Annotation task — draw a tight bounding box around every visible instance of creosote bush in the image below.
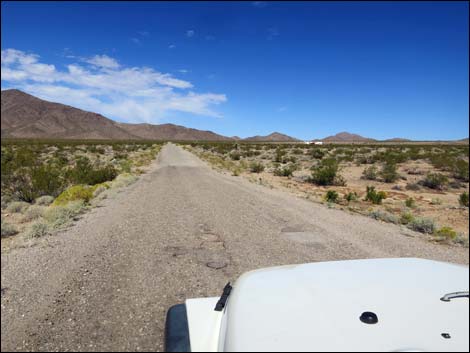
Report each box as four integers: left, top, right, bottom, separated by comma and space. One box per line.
35, 195, 54, 206
459, 192, 469, 207
273, 164, 296, 177
435, 226, 457, 240
405, 197, 416, 208
380, 162, 399, 183
25, 220, 50, 238
249, 162, 265, 173
325, 190, 339, 203
422, 173, 448, 190
362, 165, 378, 180
309, 159, 345, 186
364, 186, 387, 205
344, 192, 358, 202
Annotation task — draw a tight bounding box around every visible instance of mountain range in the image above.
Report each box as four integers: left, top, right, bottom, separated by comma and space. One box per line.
1, 89, 467, 143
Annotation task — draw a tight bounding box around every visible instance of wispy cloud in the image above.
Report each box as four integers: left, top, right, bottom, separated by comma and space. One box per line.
205, 35, 215, 41
278, 106, 288, 112
178, 69, 190, 74
252, 1, 268, 8
186, 30, 195, 38
137, 31, 149, 37
168, 44, 176, 49
131, 37, 141, 45
1, 48, 227, 122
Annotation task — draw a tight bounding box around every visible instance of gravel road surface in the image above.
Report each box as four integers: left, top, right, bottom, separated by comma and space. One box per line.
1, 143, 468, 351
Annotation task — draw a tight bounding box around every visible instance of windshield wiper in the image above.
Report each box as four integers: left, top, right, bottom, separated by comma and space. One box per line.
440, 291, 469, 302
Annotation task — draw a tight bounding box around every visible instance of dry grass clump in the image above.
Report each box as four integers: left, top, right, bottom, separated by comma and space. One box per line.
34, 195, 54, 206
22, 205, 46, 222
43, 200, 87, 229
25, 220, 50, 238
6, 201, 30, 213
1, 220, 18, 237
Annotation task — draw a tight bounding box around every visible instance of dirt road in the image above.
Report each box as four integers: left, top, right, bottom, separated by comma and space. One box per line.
1, 143, 468, 351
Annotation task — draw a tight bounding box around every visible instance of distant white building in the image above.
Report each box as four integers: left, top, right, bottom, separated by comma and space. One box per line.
313, 141, 323, 145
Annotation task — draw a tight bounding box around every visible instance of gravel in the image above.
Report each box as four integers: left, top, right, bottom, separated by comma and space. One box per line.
1, 143, 468, 351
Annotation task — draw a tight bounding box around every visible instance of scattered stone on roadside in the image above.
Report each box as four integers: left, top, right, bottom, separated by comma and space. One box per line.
206, 261, 228, 269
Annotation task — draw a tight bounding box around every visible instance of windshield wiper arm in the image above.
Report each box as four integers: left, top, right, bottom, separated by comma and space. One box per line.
440, 291, 469, 302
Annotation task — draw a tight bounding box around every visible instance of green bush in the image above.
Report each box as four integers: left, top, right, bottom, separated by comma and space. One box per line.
273, 164, 296, 177
435, 226, 457, 240
229, 151, 241, 161
422, 173, 448, 190
431, 198, 442, 205
309, 159, 345, 186
380, 162, 399, 183
249, 162, 265, 173
67, 157, 117, 185
310, 149, 325, 159
400, 211, 415, 225
459, 192, 469, 207
325, 190, 339, 203
1, 220, 18, 237
405, 197, 416, 208
453, 160, 469, 181
362, 166, 378, 180
53, 185, 94, 206
364, 186, 387, 205
344, 192, 358, 202
6, 201, 30, 213
407, 217, 436, 234
406, 183, 421, 191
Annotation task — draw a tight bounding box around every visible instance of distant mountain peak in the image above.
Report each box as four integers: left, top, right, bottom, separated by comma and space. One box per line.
244, 132, 299, 142
321, 132, 376, 142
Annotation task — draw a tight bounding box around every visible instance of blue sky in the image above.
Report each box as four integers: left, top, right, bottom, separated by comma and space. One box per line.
1, 1, 468, 140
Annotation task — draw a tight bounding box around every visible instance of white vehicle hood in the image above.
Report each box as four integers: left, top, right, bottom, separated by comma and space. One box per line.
220, 258, 469, 352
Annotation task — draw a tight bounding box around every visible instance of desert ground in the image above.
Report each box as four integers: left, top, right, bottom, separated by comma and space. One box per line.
1, 143, 468, 351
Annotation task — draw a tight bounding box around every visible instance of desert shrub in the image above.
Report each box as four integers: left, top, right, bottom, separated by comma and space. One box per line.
431, 198, 442, 205
435, 226, 457, 240
119, 160, 132, 173
25, 220, 50, 238
405, 197, 416, 208
362, 166, 378, 180
1, 220, 18, 237
229, 151, 241, 161
35, 195, 54, 206
325, 190, 339, 203
249, 162, 265, 173
67, 157, 117, 185
273, 164, 296, 177
380, 162, 399, 183
400, 211, 415, 225
274, 149, 287, 163
364, 186, 387, 205
44, 200, 86, 229
448, 181, 463, 189
309, 159, 345, 186
422, 173, 448, 190
406, 183, 421, 191
310, 149, 325, 159
6, 201, 30, 213
369, 210, 399, 224
459, 192, 469, 207
407, 217, 436, 234
23, 205, 46, 222
344, 191, 358, 202
53, 185, 94, 206
453, 160, 469, 181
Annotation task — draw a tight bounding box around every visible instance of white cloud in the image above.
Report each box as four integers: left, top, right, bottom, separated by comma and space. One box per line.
131, 37, 141, 45
169, 44, 176, 49
186, 30, 195, 38
138, 31, 149, 37
1, 48, 227, 123
85, 55, 120, 69
178, 69, 190, 74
